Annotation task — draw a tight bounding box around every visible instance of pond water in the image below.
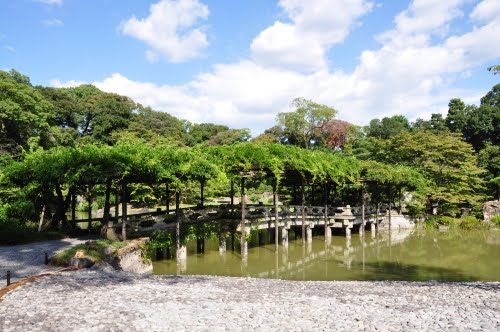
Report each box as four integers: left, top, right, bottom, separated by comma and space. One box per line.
153, 228, 500, 281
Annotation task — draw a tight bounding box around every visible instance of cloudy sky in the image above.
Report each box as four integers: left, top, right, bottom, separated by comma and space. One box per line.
1, 0, 499, 135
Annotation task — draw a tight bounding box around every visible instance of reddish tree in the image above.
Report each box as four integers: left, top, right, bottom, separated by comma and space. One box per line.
322, 119, 353, 149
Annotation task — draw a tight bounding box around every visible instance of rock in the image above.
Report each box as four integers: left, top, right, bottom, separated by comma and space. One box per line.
114, 238, 153, 274
483, 200, 500, 222
70, 257, 94, 268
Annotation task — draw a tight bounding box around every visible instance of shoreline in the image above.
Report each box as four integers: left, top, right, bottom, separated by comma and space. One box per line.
1, 269, 499, 331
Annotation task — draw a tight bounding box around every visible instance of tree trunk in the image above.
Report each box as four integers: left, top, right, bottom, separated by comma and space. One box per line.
166, 183, 170, 214
240, 178, 246, 257
324, 184, 328, 241
175, 191, 180, 250
38, 205, 45, 233
101, 179, 112, 237
301, 181, 306, 246
273, 179, 279, 252
200, 178, 205, 208
121, 183, 127, 241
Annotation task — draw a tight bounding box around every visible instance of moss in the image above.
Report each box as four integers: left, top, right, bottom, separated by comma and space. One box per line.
50, 240, 128, 266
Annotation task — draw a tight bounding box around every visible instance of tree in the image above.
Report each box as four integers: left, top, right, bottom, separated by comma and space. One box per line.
208, 128, 251, 145
276, 97, 337, 149
321, 119, 354, 149
183, 123, 230, 146
412, 114, 448, 134
478, 143, 500, 200
445, 98, 467, 133
366, 115, 410, 139
0, 70, 54, 154
380, 131, 485, 213
487, 65, 500, 75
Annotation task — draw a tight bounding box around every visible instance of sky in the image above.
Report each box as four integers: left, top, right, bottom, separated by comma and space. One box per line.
1, 0, 499, 135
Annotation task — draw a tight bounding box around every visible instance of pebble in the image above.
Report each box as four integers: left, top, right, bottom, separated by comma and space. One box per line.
0, 270, 499, 331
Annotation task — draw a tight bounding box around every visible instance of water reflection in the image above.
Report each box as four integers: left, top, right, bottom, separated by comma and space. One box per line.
153, 228, 500, 281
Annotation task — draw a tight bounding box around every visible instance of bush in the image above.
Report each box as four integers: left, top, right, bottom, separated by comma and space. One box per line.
457, 216, 482, 230
491, 215, 500, 227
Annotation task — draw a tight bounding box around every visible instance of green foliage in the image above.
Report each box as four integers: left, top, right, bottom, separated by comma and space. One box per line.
491, 215, 500, 226
149, 230, 173, 250
366, 115, 410, 139
276, 97, 337, 149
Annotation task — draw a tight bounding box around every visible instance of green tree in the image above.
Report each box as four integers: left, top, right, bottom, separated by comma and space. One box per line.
381, 131, 485, 213
366, 115, 410, 139
445, 98, 467, 133
276, 97, 337, 149
0, 70, 54, 154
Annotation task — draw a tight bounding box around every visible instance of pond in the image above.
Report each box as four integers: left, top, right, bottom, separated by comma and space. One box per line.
153, 227, 500, 281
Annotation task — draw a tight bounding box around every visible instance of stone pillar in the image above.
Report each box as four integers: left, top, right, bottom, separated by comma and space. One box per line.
177, 248, 187, 274
241, 236, 248, 258
219, 231, 226, 255
306, 226, 313, 243
281, 227, 289, 247
177, 245, 187, 261
345, 225, 351, 238
325, 226, 332, 240
371, 222, 376, 238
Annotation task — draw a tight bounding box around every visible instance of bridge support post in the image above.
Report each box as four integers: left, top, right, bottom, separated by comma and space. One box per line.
370, 222, 376, 237
219, 233, 226, 254
325, 226, 332, 242
306, 226, 313, 243
281, 227, 289, 247
345, 225, 351, 238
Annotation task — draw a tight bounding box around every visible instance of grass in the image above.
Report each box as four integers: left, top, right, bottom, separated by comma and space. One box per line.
50, 239, 129, 266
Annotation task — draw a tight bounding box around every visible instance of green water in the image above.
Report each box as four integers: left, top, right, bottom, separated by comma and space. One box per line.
153, 228, 500, 281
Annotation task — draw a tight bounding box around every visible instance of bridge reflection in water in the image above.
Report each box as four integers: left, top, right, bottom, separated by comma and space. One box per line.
153, 228, 500, 282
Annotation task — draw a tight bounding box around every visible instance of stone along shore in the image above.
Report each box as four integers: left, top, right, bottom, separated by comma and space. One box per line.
0, 270, 499, 331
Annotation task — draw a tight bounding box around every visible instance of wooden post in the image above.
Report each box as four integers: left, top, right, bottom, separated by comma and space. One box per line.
121, 184, 127, 241
200, 178, 205, 208
114, 189, 119, 223
273, 179, 279, 252
388, 184, 392, 230
301, 181, 306, 246
324, 184, 329, 241
176, 191, 180, 250
240, 177, 247, 257
6, 270, 10, 286
166, 183, 170, 214
87, 187, 92, 233
230, 180, 234, 205
361, 183, 365, 237
398, 186, 402, 214
71, 190, 76, 227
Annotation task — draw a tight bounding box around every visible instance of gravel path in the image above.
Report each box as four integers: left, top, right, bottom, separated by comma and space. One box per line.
1, 270, 499, 331
0, 237, 91, 283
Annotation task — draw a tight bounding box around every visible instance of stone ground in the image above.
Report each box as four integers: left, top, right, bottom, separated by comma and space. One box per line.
1, 269, 499, 331
0, 237, 91, 283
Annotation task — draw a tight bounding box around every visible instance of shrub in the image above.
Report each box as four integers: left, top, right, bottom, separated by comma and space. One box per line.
491, 215, 500, 227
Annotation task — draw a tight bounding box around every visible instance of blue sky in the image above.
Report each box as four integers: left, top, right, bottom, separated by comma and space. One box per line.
1, 0, 499, 135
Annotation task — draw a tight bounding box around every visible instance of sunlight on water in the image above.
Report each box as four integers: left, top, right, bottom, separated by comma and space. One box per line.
153, 228, 500, 281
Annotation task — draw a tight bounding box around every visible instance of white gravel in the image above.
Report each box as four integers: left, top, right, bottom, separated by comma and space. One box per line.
1, 269, 499, 331
0, 237, 91, 283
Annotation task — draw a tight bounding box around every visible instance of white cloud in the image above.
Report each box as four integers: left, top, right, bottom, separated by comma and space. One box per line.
4, 45, 15, 52
49, 79, 87, 88
251, 0, 373, 71
53, 1, 500, 135
120, 0, 210, 63
470, 0, 500, 22
42, 19, 63, 27
36, 0, 63, 5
